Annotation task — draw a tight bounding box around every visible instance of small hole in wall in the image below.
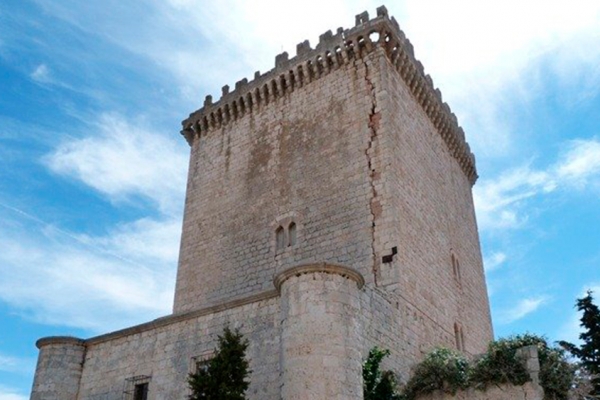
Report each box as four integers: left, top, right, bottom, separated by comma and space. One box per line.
369, 32, 380, 43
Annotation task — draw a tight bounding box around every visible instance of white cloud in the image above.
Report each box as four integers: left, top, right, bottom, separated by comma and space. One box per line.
0, 385, 26, 400
498, 296, 548, 325
556, 139, 600, 188
0, 209, 179, 332
484, 252, 507, 273
31, 1, 599, 133
0, 354, 31, 374
399, 0, 600, 157
475, 137, 600, 230
45, 113, 187, 216
0, 112, 187, 333
474, 165, 555, 230
30, 64, 51, 83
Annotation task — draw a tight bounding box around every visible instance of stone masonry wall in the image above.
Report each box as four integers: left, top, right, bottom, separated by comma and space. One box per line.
336, 44, 493, 380
174, 8, 492, 361
370, 46, 493, 356
278, 266, 364, 399
75, 296, 280, 400
31, 337, 86, 400
174, 47, 377, 313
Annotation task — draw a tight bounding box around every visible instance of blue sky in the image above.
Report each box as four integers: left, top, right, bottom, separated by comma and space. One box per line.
1, 0, 599, 398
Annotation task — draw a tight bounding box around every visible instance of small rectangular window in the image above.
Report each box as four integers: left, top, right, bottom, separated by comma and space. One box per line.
123, 375, 151, 400
134, 383, 148, 400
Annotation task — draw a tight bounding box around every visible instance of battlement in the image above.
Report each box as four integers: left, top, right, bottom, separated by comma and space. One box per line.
181, 5, 477, 184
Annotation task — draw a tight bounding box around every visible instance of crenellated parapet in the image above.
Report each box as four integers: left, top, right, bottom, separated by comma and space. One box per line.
181, 6, 478, 184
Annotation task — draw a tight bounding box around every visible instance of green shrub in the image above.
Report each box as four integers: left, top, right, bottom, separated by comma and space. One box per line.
400, 335, 573, 400
469, 334, 573, 400
402, 348, 470, 400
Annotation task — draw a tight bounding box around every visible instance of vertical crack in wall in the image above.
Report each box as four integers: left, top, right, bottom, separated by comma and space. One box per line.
362, 58, 381, 286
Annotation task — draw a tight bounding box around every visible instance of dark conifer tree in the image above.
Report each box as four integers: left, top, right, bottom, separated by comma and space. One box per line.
188, 327, 250, 400
559, 291, 600, 396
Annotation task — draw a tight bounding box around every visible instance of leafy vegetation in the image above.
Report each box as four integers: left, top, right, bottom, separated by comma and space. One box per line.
188, 327, 250, 400
363, 347, 402, 400
374, 334, 574, 400
470, 334, 572, 400
402, 348, 470, 400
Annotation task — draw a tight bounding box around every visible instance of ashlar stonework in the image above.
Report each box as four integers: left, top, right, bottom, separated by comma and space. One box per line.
30, 6, 494, 400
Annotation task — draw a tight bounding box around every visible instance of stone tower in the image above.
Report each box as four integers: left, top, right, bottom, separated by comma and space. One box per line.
31, 6, 492, 400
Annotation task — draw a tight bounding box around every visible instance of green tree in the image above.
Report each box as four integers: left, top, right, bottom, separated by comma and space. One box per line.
363, 347, 402, 400
559, 291, 600, 396
188, 327, 250, 400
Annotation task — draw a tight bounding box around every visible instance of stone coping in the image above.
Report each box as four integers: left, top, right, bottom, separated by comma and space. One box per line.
77, 290, 278, 346
273, 263, 365, 292
181, 5, 477, 184
36, 336, 86, 349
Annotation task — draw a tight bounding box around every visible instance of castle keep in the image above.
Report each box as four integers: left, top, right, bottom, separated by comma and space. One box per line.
31, 6, 493, 399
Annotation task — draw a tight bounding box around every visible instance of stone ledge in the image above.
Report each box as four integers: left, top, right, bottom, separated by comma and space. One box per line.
36, 336, 86, 349
273, 263, 365, 292
83, 290, 279, 346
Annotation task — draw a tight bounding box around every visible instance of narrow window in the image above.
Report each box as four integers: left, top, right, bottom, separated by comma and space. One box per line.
454, 323, 465, 352
133, 383, 148, 400
451, 252, 462, 285
288, 222, 297, 246
276, 226, 285, 250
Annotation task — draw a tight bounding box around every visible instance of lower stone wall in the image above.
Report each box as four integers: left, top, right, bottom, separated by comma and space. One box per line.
416, 382, 544, 400
31, 264, 497, 400
77, 293, 281, 400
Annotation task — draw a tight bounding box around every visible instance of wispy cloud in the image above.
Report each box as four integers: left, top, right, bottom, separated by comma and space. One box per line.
0, 112, 187, 333
400, 0, 600, 158
22, 1, 600, 162
0, 208, 179, 332
475, 137, 600, 230
0, 354, 32, 374
0, 385, 27, 400
556, 139, 600, 188
484, 252, 507, 273
45, 113, 188, 216
498, 296, 549, 325
30, 64, 51, 83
